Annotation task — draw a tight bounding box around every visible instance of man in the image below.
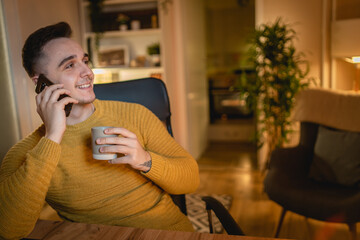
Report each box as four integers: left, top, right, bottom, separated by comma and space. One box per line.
0, 22, 199, 239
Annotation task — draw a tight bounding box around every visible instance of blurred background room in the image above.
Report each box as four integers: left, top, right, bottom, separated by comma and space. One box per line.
1, 0, 360, 239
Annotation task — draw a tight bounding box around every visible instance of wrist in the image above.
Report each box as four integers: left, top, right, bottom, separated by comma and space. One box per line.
140, 152, 152, 173
45, 132, 63, 144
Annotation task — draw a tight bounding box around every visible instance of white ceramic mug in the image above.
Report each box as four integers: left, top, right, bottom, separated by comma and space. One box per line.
91, 126, 118, 160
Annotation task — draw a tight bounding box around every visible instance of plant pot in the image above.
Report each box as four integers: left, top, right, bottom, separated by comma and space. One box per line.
119, 24, 128, 31
149, 54, 160, 67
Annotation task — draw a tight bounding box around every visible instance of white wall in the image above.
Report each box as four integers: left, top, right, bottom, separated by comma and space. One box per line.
17, 0, 82, 43
332, 19, 360, 57
180, 0, 208, 159
334, 58, 356, 90
256, 0, 323, 84
160, 0, 208, 159
331, 18, 360, 90
0, 1, 21, 160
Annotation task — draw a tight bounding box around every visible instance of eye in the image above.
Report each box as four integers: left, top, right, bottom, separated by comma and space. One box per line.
84, 58, 93, 68
65, 63, 74, 69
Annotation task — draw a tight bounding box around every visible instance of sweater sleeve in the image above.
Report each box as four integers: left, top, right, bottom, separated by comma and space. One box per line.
0, 135, 61, 240
138, 105, 200, 195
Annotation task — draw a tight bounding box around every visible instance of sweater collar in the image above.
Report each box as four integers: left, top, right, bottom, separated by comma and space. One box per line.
65, 99, 101, 132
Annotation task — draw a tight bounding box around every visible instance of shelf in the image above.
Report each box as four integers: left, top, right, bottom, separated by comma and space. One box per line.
82, 0, 157, 7
93, 66, 163, 72
105, 0, 157, 4
85, 28, 160, 38
93, 66, 164, 84
80, 0, 164, 83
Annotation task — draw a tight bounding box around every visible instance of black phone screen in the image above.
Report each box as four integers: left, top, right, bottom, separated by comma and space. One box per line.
35, 74, 73, 117
35, 74, 53, 94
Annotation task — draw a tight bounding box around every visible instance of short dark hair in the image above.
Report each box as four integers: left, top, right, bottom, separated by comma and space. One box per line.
22, 22, 72, 77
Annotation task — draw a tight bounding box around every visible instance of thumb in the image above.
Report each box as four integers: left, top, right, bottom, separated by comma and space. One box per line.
108, 155, 128, 164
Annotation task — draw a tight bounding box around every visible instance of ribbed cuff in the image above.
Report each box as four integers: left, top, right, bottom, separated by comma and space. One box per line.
141, 152, 166, 181
30, 137, 61, 167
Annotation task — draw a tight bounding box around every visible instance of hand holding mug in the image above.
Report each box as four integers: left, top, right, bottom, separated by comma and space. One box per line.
94, 127, 151, 172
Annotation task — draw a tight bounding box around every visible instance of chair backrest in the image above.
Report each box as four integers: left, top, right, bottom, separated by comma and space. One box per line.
293, 88, 360, 161
292, 87, 360, 133
93, 78, 173, 136
93, 77, 186, 215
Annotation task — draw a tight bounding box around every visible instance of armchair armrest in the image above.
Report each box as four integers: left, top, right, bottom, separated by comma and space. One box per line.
201, 196, 245, 235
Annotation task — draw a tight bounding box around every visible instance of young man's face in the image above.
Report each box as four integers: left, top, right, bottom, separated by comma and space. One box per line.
38, 37, 95, 104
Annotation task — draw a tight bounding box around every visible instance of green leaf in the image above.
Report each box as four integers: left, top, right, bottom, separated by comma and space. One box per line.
240, 17, 313, 150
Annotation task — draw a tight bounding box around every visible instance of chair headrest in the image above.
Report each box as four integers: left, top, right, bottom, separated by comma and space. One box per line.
94, 78, 171, 121
291, 87, 360, 132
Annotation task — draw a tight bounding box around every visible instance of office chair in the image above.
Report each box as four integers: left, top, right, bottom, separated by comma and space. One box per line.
264, 88, 360, 240
94, 78, 245, 235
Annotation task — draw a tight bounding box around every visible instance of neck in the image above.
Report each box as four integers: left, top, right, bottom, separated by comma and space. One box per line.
66, 102, 95, 125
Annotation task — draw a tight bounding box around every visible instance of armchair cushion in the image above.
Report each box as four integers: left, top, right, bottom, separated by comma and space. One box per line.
309, 126, 360, 187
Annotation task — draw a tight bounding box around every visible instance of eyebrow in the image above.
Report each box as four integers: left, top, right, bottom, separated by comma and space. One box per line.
58, 53, 89, 68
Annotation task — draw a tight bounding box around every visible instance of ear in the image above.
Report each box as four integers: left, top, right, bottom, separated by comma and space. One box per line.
32, 75, 39, 85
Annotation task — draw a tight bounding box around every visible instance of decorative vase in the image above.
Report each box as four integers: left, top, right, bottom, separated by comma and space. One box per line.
131, 20, 140, 30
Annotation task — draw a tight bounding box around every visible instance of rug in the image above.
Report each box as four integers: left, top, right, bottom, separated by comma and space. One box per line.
186, 194, 232, 233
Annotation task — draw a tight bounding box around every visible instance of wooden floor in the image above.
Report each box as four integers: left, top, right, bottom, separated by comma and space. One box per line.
195, 141, 359, 240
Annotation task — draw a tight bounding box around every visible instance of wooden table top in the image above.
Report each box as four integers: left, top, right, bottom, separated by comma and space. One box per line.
24, 220, 294, 240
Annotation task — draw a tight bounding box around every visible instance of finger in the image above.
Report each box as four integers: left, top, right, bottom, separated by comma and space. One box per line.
104, 127, 137, 138
40, 90, 74, 112
108, 155, 131, 165
40, 83, 65, 95
96, 136, 134, 146
51, 98, 78, 114
49, 89, 72, 103
35, 93, 42, 107
100, 145, 130, 155
57, 95, 79, 106
45, 83, 66, 92
40, 84, 65, 103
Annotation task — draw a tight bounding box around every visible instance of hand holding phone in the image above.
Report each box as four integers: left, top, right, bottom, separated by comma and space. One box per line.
35, 74, 73, 117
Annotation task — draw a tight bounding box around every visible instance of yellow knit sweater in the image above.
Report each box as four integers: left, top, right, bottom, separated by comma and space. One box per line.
0, 99, 199, 239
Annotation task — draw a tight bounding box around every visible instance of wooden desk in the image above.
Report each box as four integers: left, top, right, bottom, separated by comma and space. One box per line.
24, 220, 294, 240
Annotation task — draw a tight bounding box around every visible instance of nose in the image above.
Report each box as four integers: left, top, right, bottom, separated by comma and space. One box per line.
80, 62, 94, 80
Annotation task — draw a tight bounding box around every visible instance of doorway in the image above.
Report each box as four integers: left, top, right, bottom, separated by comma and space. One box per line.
205, 0, 256, 143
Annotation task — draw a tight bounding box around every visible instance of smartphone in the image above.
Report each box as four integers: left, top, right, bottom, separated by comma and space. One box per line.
35, 74, 73, 117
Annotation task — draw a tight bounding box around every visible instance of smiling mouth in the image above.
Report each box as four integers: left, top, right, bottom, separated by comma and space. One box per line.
77, 83, 91, 89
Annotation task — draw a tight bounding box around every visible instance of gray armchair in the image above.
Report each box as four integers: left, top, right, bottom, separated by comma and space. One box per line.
264, 88, 360, 240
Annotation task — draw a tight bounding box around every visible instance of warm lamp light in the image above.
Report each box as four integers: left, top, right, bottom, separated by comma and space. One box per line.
345, 56, 360, 64
92, 68, 107, 74
344, 56, 360, 91
352, 56, 360, 63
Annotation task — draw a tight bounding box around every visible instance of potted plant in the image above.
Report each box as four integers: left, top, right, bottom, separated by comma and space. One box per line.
147, 43, 161, 66
117, 14, 130, 31
240, 18, 313, 166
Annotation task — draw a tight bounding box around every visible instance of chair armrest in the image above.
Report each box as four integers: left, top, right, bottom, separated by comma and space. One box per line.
269, 145, 313, 174
201, 196, 245, 236
170, 194, 187, 215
